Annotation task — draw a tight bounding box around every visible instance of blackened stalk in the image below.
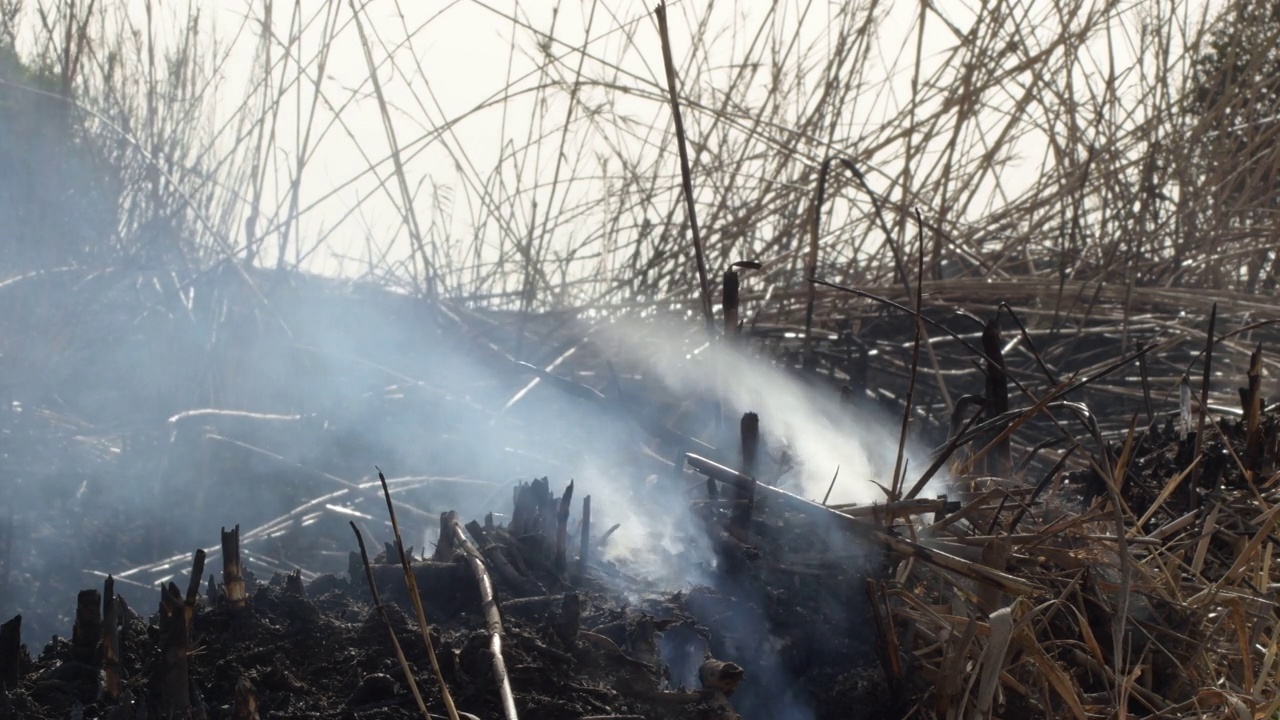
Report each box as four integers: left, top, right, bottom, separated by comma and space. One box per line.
554, 480, 575, 577
157, 583, 189, 717
71, 589, 101, 665
376, 468, 460, 720
687, 454, 1036, 596
1244, 343, 1263, 475
0, 615, 18, 691
1191, 303, 1217, 509
350, 522, 433, 720
185, 548, 205, 630
653, 1, 713, 333
723, 270, 740, 338
731, 413, 759, 536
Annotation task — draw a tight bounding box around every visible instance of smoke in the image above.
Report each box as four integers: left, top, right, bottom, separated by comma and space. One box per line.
598, 317, 943, 506
2, 269, 918, 720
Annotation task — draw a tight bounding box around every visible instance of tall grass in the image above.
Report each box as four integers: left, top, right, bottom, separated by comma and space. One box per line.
0, 0, 1271, 315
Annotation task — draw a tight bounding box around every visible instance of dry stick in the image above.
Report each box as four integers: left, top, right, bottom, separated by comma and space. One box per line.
375, 469, 461, 720
1136, 341, 1155, 426
821, 466, 841, 507
1007, 445, 1079, 533
653, 1, 713, 334
890, 212, 926, 500
575, 495, 591, 586
804, 156, 906, 365
349, 522, 433, 720
804, 157, 839, 366
1191, 303, 1218, 510
997, 302, 1060, 389
908, 408, 986, 501
444, 512, 520, 720
832, 496, 962, 519
685, 454, 1036, 596
981, 318, 1012, 478
1098, 415, 1139, 711
346, 0, 438, 297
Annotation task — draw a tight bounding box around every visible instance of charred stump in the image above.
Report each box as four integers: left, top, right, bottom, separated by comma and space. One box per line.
102, 577, 122, 701
0, 615, 20, 691
70, 589, 101, 666
156, 582, 190, 716
221, 525, 247, 612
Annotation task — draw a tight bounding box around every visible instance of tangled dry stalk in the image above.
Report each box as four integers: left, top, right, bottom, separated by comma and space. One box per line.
3, 0, 1280, 718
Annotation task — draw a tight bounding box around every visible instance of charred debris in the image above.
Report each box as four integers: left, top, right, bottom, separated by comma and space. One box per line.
1, 253, 1280, 720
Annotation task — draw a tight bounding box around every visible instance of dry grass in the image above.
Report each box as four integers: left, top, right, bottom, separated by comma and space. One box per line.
3, 0, 1270, 308
4, 1, 1280, 718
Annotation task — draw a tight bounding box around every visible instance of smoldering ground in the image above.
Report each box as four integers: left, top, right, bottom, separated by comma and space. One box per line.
0, 271, 924, 719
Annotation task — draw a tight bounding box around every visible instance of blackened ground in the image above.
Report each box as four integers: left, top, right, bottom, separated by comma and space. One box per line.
0, 555, 897, 720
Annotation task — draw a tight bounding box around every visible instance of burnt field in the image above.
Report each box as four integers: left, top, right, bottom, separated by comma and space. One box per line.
2, 259, 1279, 720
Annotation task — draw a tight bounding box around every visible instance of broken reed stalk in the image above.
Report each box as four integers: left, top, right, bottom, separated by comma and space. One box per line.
375, 469, 460, 720
185, 548, 205, 629
722, 270, 739, 337
554, 480, 575, 577
444, 511, 520, 720
221, 525, 247, 611
102, 576, 121, 700
349, 522, 433, 720
575, 495, 591, 586
653, 1, 713, 334
685, 454, 1037, 596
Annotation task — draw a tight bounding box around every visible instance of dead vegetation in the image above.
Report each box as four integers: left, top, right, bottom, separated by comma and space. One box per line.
2, 0, 1280, 719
